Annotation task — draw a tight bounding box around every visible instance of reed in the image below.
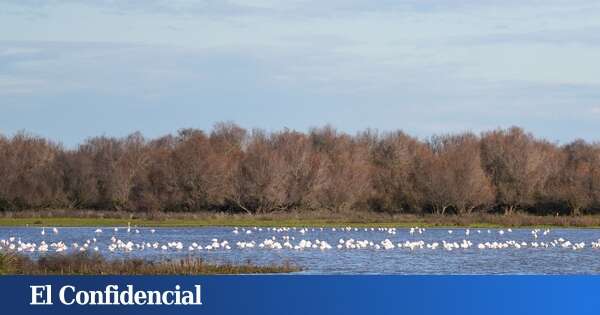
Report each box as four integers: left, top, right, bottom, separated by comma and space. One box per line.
0, 252, 300, 275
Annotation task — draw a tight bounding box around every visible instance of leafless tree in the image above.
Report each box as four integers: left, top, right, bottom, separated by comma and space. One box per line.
480, 127, 554, 214
2, 124, 600, 216
422, 133, 494, 215
370, 131, 426, 213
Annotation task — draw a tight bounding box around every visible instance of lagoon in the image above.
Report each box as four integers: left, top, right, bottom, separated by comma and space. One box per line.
1, 227, 600, 274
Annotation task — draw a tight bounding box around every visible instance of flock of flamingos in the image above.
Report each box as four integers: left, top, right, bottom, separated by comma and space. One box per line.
1, 223, 600, 257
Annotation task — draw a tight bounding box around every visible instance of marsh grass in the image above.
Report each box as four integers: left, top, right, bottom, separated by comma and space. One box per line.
0, 252, 300, 275
2, 209, 600, 228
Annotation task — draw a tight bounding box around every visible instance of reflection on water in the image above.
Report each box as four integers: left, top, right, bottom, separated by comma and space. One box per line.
1, 227, 600, 274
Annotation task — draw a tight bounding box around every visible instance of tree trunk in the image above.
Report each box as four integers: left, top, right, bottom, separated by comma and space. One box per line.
236, 202, 252, 215
464, 206, 476, 215
504, 205, 515, 216
436, 206, 448, 215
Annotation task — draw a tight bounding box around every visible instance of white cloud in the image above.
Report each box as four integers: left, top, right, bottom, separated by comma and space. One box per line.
1, 1, 600, 144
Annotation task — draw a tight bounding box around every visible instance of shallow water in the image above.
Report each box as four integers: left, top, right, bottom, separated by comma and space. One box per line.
2, 227, 600, 274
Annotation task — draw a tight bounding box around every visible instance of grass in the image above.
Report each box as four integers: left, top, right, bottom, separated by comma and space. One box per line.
2, 209, 600, 228
0, 252, 300, 275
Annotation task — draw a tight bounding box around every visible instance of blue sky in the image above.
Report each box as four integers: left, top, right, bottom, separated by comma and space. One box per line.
1, 1, 600, 146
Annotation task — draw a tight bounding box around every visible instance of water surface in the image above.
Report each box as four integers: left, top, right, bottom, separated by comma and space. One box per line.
1, 227, 600, 274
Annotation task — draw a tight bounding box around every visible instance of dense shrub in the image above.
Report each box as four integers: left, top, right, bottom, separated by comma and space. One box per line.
1, 124, 599, 215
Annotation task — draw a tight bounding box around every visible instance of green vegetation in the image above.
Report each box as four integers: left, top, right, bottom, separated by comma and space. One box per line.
3, 210, 600, 228
0, 252, 299, 275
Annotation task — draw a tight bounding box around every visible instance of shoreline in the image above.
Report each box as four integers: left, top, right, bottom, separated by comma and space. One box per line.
2, 214, 600, 229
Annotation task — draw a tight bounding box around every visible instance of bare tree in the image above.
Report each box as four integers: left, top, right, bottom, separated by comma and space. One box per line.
2, 125, 600, 217
422, 133, 494, 215
0, 132, 66, 209
308, 127, 372, 212
547, 140, 600, 215
480, 127, 554, 214
370, 131, 426, 213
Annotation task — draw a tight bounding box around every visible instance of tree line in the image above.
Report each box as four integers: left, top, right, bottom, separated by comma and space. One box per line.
1, 123, 599, 216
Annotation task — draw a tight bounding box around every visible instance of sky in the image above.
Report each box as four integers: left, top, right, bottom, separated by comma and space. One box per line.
1, 0, 600, 146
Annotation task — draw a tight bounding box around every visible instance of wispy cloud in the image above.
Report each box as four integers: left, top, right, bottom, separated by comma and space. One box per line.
0, 1, 600, 144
